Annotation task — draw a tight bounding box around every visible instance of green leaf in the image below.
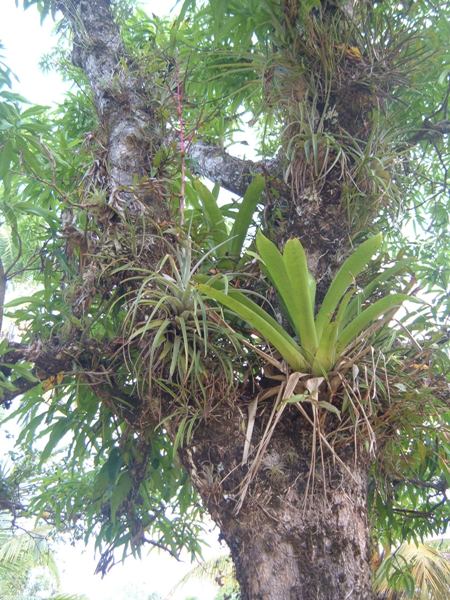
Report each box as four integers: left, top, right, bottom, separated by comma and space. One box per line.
315, 234, 383, 341
0, 378, 17, 392
39, 417, 72, 464
284, 393, 307, 404
0, 139, 14, 180
337, 293, 409, 352
4, 295, 35, 308
255, 231, 303, 339
193, 179, 228, 249
199, 283, 308, 371
283, 237, 318, 358
229, 174, 264, 257
14, 201, 58, 227
345, 259, 412, 325
106, 447, 123, 482
227, 288, 298, 347
318, 400, 341, 417
6, 362, 39, 383
311, 321, 338, 375
334, 289, 355, 334
16, 411, 46, 445
111, 471, 132, 524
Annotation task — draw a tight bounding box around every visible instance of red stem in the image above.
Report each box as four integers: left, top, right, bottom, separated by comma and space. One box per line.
175, 62, 186, 225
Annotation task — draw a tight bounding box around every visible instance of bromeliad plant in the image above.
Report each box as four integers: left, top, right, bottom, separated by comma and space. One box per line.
199, 232, 410, 376
114, 239, 239, 405
187, 175, 265, 262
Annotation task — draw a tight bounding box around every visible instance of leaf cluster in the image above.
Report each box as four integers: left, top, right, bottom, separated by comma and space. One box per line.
201, 232, 410, 376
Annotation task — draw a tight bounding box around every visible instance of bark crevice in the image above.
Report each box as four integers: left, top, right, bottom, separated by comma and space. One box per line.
57, 2, 377, 597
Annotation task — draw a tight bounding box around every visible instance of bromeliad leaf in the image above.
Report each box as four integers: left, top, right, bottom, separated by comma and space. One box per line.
283, 237, 318, 359
193, 179, 228, 249
336, 293, 410, 352
198, 284, 308, 371
315, 234, 383, 341
255, 231, 305, 343
229, 174, 265, 258
192, 175, 264, 260
201, 233, 410, 376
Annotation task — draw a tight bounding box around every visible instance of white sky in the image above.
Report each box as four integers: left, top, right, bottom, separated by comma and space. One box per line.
0, 3, 227, 599
0, 0, 181, 105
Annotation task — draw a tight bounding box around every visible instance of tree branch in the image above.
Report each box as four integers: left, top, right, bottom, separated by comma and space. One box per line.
0, 378, 36, 408
59, 1, 279, 203
57, 0, 168, 217
0, 339, 145, 428
392, 495, 447, 519
408, 119, 450, 146
0, 341, 75, 407
188, 141, 277, 196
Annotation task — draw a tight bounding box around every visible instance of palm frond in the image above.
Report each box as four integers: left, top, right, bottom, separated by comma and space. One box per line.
168, 554, 234, 597
374, 541, 450, 600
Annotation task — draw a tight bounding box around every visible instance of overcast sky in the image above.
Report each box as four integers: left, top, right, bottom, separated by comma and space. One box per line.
0, 1, 180, 105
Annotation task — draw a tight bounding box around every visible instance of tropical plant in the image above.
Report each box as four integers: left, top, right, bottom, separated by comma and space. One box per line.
110, 238, 240, 449
168, 554, 239, 600
0, 520, 89, 600
200, 231, 410, 375
374, 540, 450, 600
188, 174, 265, 262
0, 1, 449, 598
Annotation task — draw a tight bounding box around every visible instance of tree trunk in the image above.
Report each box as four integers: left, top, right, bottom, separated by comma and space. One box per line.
58, 2, 376, 597
223, 463, 372, 599
181, 400, 374, 600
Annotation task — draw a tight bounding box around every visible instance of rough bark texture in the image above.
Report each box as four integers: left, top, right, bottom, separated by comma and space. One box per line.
188, 141, 275, 197
52, 2, 376, 597
225, 467, 372, 600
59, 0, 168, 218
182, 398, 374, 600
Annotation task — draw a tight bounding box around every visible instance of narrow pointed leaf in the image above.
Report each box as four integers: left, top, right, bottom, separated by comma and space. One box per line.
227, 289, 301, 348
345, 259, 412, 325
199, 284, 308, 371
312, 321, 338, 375
196, 274, 301, 349
283, 237, 318, 357
308, 271, 316, 308
334, 288, 355, 335
315, 234, 383, 339
229, 174, 265, 258
39, 417, 72, 465
193, 179, 228, 249
255, 231, 303, 341
337, 293, 408, 352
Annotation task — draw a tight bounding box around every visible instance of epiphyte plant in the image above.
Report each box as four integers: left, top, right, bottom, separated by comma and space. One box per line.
190, 174, 265, 262
200, 232, 410, 376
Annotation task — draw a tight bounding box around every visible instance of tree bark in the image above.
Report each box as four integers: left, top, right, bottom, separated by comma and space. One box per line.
58, 0, 169, 218
55, 2, 376, 597
188, 140, 276, 197
223, 466, 372, 600
181, 395, 375, 600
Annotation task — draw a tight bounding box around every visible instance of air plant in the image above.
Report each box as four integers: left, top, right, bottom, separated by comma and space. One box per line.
115, 240, 239, 401
199, 232, 411, 376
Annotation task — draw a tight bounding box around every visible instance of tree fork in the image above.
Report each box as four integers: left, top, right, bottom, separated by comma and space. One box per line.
59, 1, 376, 597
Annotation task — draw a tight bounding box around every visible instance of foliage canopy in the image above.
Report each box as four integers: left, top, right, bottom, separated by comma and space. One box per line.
0, 0, 449, 595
